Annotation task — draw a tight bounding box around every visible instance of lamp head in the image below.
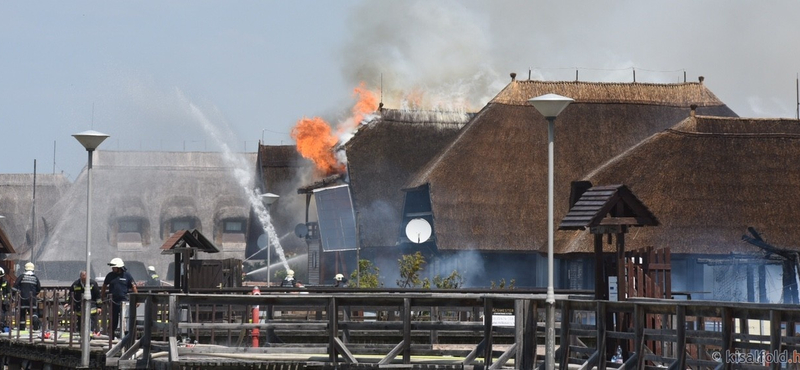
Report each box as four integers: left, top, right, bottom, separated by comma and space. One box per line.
528, 94, 574, 119
260, 193, 280, 206
72, 130, 110, 151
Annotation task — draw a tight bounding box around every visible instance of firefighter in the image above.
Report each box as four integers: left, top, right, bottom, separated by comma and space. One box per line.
280, 269, 296, 287
13, 262, 41, 331
0, 267, 9, 330
146, 266, 160, 287
334, 273, 348, 288
101, 258, 138, 338
69, 270, 102, 335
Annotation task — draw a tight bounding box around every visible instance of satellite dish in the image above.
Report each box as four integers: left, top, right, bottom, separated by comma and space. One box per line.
405, 218, 432, 244
257, 234, 268, 249
294, 223, 309, 238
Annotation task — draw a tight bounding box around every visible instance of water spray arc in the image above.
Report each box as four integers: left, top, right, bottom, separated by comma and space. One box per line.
180, 93, 290, 273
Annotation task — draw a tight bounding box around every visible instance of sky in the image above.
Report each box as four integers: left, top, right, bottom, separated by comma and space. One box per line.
2, 1, 799, 180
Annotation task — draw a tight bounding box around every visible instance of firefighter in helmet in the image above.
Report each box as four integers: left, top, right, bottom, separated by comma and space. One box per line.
280, 269, 297, 287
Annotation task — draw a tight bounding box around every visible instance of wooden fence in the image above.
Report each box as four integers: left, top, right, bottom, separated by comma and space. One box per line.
3, 288, 800, 369
105, 291, 800, 369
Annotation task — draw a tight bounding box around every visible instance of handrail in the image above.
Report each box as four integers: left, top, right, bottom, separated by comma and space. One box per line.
4, 287, 800, 369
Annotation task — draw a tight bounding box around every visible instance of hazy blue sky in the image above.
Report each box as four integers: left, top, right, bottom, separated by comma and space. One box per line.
2, 1, 799, 179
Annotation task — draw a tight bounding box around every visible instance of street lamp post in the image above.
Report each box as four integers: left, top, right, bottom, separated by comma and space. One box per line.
73, 130, 109, 368
260, 193, 280, 286
528, 94, 573, 370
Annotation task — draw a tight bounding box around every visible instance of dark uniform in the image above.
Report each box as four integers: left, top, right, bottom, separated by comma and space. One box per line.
13, 270, 41, 330
70, 277, 101, 332
0, 272, 10, 329
102, 268, 136, 336
280, 275, 296, 287
146, 268, 160, 287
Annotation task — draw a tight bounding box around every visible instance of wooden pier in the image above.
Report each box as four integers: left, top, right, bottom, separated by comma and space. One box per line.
1, 287, 800, 369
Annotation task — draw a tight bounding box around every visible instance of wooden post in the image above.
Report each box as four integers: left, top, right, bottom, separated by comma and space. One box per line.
594, 234, 606, 300
616, 232, 626, 301
721, 307, 733, 370
517, 299, 536, 370
141, 296, 153, 368
634, 304, 645, 369
769, 309, 781, 370
596, 301, 606, 370
483, 298, 493, 368
675, 305, 686, 369
328, 297, 338, 364
403, 298, 411, 364
559, 300, 571, 370
168, 295, 179, 365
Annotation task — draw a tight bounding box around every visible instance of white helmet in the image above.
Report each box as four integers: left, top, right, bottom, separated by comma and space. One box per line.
0, 267, 4, 277
148, 265, 156, 272
108, 258, 124, 268
24, 262, 34, 271
286, 269, 294, 277
335, 274, 344, 281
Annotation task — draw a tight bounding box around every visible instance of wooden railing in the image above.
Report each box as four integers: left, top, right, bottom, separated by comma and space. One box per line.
105, 291, 800, 369
4, 287, 800, 369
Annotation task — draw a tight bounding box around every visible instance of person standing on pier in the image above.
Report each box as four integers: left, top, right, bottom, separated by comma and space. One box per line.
69, 270, 101, 335
280, 269, 297, 287
0, 268, 10, 330
101, 258, 137, 338
13, 262, 41, 331
146, 266, 161, 287
334, 273, 348, 288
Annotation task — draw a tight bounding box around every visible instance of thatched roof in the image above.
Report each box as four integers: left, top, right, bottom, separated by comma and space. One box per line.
37, 151, 257, 274
406, 79, 736, 252
493, 78, 730, 108
0, 174, 71, 258
561, 115, 800, 255
345, 108, 468, 249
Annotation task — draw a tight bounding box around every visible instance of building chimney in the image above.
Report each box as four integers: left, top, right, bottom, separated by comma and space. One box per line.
569, 181, 593, 210
690, 104, 697, 117
698, 76, 705, 84
510, 72, 516, 82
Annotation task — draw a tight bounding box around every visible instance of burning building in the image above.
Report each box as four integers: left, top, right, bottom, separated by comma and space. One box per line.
397, 76, 737, 288
267, 107, 470, 285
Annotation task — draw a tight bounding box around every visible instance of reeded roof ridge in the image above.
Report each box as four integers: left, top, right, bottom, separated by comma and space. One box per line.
492, 79, 725, 107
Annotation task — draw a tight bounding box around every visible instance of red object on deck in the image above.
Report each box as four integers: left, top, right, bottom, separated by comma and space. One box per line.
252, 286, 260, 347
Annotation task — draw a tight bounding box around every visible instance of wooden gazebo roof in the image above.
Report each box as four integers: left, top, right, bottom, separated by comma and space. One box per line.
160, 229, 219, 255
559, 184, 659, 232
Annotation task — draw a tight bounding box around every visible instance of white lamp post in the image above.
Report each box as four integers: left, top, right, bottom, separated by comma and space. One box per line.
260, 193, 280, 286
73, 130, 109, 368
528, 93, 573, 370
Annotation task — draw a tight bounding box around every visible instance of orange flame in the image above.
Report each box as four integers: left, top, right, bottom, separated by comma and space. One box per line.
351, 82, 379, 126
292, 82, 379, 175
290, 117, 344, 176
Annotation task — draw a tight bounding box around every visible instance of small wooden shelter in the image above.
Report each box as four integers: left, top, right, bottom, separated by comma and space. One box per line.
161, 229, 241, 292
559, 183, 660, 300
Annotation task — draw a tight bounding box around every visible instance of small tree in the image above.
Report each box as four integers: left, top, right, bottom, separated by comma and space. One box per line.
350, 259, 382, 288
397, 251, 426, 288
490, 278, 516, 290
432, 270, 464, 289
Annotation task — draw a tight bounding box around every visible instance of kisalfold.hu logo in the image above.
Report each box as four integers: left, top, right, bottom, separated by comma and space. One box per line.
712, 349, 800, 364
